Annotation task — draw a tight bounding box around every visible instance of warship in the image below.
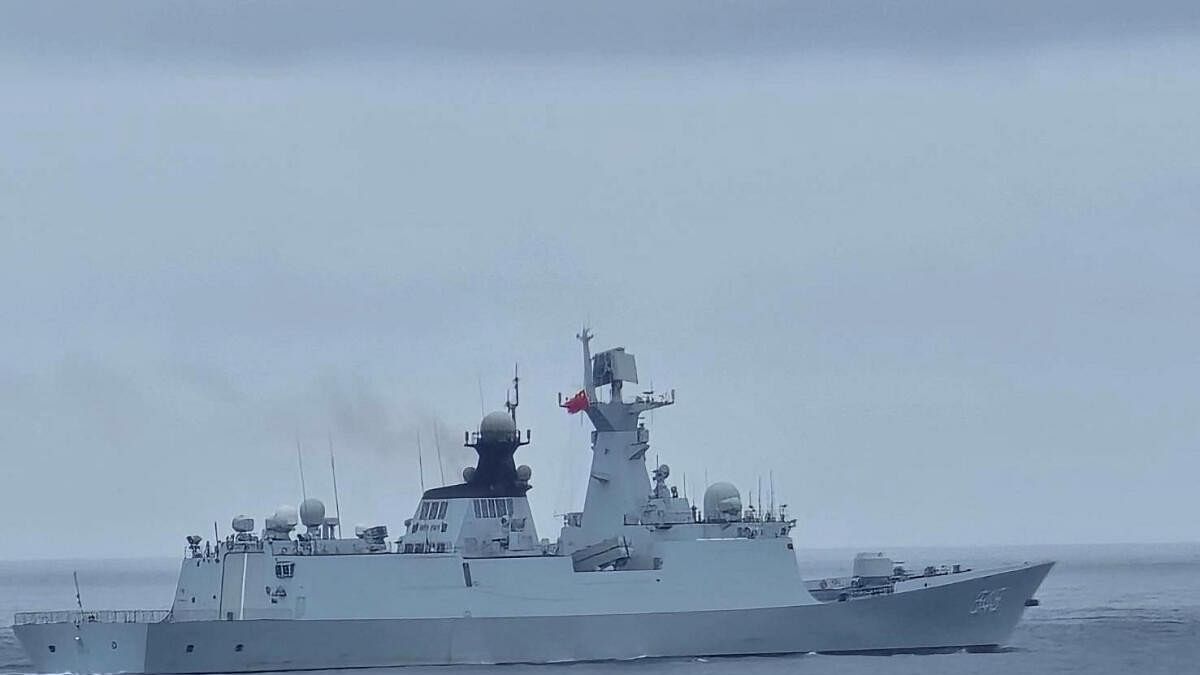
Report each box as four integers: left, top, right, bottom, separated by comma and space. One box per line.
14, 330, 1053, 673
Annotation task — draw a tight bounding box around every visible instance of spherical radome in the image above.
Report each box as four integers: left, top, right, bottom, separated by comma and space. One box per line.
273, 504, 299, 528
299, 498, 326, 527
479, 411, 517, 438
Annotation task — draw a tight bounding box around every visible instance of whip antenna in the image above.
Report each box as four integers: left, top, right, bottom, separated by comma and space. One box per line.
329, 433, 342, 536
434, 421, 446, 486
416, 431, 426, 493
72, 571, 83, 611
296, 439, 308, 501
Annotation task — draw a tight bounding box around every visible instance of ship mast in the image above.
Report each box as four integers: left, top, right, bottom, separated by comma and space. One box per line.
505, 364, 520, 423
562, 330, 675, 554
577, 327, 596, 403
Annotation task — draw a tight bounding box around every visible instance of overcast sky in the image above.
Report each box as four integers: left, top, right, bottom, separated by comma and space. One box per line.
1, 1, 1198, 559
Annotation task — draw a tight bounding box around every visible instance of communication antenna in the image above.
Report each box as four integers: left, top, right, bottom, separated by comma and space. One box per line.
769, 470, 775, 518
433, 421, 446, 486
416, 431, 426, 493
329, 433, 342, 536
296, 439, 308, 501
213, 521, 219, 542
505, 363, 520, 423
72, 570, 83, 611
757, 475, 762, 519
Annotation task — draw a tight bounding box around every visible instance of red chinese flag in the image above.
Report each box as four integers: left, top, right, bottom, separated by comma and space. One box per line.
564, 389, 589, 414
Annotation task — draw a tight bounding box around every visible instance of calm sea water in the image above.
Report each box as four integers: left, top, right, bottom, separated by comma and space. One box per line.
2, 543, 1198, 675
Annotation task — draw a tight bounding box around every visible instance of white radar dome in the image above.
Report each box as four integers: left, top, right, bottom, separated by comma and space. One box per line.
299, 498, 326, 527
272, 504, 298, 529
703, 482, 742, 521
231, 515, 254, 533
479, 411, 517, 439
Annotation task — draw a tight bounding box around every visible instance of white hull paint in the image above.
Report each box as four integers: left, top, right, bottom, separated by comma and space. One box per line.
16, 561, 1052, 673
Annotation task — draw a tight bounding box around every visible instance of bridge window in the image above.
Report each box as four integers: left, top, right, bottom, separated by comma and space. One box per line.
472, 498, 516, 519
275, 561, 294, 579
418, 500, 448, 520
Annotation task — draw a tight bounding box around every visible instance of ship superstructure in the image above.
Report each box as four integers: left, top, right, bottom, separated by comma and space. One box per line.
14, 331, 1053, 673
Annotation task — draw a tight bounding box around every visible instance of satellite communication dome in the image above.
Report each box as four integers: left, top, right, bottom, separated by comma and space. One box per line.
299, 498, 326, 528
231, 515, 254, 533
463, 466, 476, 482
703, 482, 742, 521
479, 411, 517, 440
516, 465, 532, 481
273, 504, 299, 529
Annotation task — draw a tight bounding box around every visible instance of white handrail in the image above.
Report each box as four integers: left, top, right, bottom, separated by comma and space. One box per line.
14, 609, 169, 625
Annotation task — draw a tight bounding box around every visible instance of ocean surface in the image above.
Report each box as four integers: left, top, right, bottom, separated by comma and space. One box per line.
2, 543, 1197, 675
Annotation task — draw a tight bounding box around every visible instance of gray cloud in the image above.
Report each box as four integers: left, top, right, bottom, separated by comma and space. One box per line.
1, 0, 1198, 67
0, 1, 1197, 559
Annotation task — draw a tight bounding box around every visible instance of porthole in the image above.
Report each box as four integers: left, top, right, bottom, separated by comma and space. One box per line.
235, 644, 244, 652
186, 644, 195, 653
111, 641, 118, 650
48, 645, 56, 653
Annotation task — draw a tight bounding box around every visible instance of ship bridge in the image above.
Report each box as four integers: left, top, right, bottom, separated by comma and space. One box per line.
400, 403, 542, 557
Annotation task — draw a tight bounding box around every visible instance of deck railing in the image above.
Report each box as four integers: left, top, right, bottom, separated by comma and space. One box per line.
14, 609, 169, 626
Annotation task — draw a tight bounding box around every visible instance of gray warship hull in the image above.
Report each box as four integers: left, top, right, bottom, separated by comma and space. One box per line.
16, 561, 1052, 673
15, 333, 1056, 672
